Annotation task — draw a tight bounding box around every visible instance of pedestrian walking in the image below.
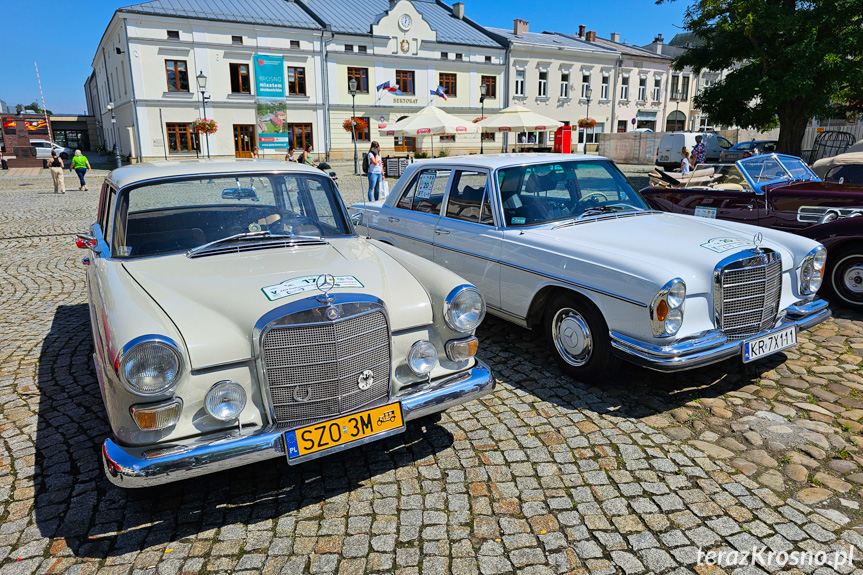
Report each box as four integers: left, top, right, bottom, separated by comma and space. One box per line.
70, 150, 91, 191
692, 135, 706, 167
680, 150, 692, 174
251, 147, 259, 159
49, 151, 65, 194
367, 141, 383, 201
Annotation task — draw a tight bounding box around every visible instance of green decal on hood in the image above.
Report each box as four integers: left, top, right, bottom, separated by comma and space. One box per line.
700, 237, 751, 253
263, 275, 364, 301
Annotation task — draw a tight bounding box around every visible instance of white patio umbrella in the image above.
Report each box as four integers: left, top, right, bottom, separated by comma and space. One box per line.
476, 104, 562, 136
382, 104, 479, 157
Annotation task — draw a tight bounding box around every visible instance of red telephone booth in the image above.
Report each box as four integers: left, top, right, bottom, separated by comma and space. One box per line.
553, 126, 572, 153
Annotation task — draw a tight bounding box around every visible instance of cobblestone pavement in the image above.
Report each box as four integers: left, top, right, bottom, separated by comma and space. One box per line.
1, 162, 862, 575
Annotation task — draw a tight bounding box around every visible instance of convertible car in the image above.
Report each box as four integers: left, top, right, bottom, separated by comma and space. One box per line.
351, 154, 831, 380
78, 160, 493, 487
641, 154, 863, 310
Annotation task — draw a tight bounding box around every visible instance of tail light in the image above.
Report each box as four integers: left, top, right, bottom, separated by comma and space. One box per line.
743, 151, 752, 158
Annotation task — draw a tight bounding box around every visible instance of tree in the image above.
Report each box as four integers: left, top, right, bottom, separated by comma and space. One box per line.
16, 101, 53, 115
665, 0, 863, 156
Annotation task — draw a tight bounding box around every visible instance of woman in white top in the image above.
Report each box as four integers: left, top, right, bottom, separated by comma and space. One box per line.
367, 141, 383, 201
680, 149, 692, 174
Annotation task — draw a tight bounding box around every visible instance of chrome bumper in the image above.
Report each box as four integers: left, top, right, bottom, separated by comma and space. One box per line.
102, 360, 494, 488
610, 299, 831, 372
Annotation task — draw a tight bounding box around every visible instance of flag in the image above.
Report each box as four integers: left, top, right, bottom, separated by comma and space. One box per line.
431, 86, 448, 100
385, 86, 404, 95
376, 81, 391, 92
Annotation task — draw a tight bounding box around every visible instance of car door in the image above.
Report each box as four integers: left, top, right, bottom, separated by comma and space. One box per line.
433, 169, 502, 308
375, 167, 450, 260
671, 187, 764, 225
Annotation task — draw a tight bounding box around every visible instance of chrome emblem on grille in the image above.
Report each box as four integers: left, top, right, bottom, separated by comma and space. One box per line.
357, 369, 374, 390
316, 273, 336, 303
326, 306, 340, 320
752, 232, 763, 254
293, 386, 312, 402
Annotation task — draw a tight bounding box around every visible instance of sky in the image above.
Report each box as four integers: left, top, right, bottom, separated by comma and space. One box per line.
0, 0, 688, 115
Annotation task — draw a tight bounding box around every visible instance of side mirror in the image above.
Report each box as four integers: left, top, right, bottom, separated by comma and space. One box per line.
222, 188, 260, 201
76, 232, 101, 255
350, 212, 363, 226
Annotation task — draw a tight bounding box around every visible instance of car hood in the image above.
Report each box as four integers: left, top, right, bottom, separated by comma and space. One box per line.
122, 238, 432, 368
520, 212, 812, 303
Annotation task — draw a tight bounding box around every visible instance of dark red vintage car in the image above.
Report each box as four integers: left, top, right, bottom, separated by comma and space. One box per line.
641, 154, 863, 310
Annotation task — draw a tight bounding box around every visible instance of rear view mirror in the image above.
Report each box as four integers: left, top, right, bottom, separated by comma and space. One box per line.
222, 188, 260, 201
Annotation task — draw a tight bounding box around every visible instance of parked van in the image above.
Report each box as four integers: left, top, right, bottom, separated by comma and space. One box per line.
656, 132, 732, 170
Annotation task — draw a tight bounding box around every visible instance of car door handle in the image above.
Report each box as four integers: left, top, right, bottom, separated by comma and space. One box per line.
746, 204, 754, 210
435, 230, 450, 235
388, 216, 400, 223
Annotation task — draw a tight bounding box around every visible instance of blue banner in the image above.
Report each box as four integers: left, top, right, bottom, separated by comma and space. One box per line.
254, 54, 285, 98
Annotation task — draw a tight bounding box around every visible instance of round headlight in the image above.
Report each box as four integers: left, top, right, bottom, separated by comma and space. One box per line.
205, 381, 247, 421
813, 247, 827, 270
408, 340, 438, 375
664, 308, 684, 335
667, 282, 686, 309
120, 339, 182, 395
444, 286, 486, 333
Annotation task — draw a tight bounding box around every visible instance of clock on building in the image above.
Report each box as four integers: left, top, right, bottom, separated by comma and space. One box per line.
399, 14, 412, 31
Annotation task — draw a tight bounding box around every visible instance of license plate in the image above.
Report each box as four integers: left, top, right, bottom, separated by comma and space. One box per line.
743, 326, 797, 362
284, 402, 404, 460
660, 155, 669, 161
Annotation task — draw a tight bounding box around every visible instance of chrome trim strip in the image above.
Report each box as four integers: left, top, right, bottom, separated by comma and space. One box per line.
100, 360, 494, 487
191, 358, 253, 374
610, 299, 830, 372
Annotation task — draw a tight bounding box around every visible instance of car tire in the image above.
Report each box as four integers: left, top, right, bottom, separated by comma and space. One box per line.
60, 153, 69, 160
826, 245, 863, 311
544, 293, 619, 382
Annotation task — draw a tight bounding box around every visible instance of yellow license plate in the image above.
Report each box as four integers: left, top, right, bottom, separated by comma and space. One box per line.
284, 402, 404, 460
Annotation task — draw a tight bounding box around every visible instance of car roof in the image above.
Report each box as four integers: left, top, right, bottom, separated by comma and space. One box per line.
407, 153, 608, 170
107, 159, 324, 189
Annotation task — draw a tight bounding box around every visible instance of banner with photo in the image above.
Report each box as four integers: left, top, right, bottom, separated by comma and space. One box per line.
254, 54, 285, 98
256, 101, 290, 149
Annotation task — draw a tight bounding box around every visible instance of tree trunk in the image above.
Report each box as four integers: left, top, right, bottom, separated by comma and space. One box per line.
776, 100, 809, 158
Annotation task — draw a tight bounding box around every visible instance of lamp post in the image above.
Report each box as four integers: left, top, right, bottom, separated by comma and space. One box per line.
673, 90, 682, 131
348, 78, 359, 174
196, 71, 211, 159
106, 103, 121, 169
479, 83, 488, 154
584, 86, 593, 153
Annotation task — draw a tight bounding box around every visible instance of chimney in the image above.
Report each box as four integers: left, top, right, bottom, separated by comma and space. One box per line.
578, 24, 586, 38
610, 32, 620, 43
452, 2, 464, 19
654, 33, 664, 44
586, 30, 596, 42
513, 19, 529, 36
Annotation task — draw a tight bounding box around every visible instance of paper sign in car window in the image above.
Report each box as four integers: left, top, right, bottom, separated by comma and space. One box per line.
262, 275, 364, 301
694, 206, 717, 219
416, 173, 436, 199
699, 237, 750, 253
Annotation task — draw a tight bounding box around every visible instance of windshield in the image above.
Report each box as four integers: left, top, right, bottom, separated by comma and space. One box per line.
683, 164, 753, 191
496, 160, 648, 227
739, 154, 819, 184
112, 173, 351, 258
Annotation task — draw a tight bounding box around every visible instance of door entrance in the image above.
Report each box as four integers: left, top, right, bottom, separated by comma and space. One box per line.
233, 124, 255, 158
394, 136, 416, 153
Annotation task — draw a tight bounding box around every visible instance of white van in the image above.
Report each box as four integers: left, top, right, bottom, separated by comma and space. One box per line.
656, 132, 732, 170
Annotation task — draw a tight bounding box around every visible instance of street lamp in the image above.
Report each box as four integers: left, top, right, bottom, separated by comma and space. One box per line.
196, 71, 211, 159
348, 77, 359, 174
584, 86, 593, 153
673, 90, 682, 131
479, 82, 488, 154
106, 102, 121, 169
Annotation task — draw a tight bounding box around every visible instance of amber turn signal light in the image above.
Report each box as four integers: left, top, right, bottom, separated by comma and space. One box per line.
445, 336, 479, 361
655, 300, 669, 322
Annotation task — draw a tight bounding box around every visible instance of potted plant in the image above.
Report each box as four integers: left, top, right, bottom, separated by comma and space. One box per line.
577, 118, 596, 129
193, 118, 218, 134
342, 117, 367, 133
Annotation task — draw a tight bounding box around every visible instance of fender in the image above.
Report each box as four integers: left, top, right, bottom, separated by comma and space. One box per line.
798, 217, 863, 250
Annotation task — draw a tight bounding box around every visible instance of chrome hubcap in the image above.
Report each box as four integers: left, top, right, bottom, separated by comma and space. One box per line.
844, 263, 863, 294
552, 308, 592, 367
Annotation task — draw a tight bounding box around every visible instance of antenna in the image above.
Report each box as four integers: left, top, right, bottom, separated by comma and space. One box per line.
35, 62, 52, 143
360, 145, 369, 238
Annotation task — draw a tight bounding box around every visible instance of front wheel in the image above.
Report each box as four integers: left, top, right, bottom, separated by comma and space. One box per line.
60, 152, 69, 160
827, 246, 863, 310
544, 293, 619, 383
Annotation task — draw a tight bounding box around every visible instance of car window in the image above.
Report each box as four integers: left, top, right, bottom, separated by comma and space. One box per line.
826, 164, 863, 184
740, 156, 788, 183
718, 137, 732, 149
112, 173, 350, 258
396, 169, 449, 214
735, 143, 753, 151
779, 157, 818, 181
445, 170, 493, 225
762, 142, 777, 152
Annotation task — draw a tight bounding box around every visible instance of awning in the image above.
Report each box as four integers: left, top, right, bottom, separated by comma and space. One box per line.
636, 111, 657, 120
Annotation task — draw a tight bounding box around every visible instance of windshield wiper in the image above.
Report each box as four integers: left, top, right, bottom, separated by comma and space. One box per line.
577, 205, 627, 219
186, 230, 326, 258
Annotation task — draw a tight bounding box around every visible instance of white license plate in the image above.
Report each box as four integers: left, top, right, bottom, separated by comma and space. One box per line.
743, 326, 797, 362
660, 155, 669, 161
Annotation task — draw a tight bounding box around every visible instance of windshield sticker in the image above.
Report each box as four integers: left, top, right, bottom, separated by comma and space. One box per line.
262, 275, 364, 301
694, 206, 718, 219
511, 217, 527, 225
700, 237, 751, 253
417, 173, 436, 199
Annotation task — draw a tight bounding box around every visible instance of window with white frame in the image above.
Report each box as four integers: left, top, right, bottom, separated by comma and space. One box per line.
515, 69, 525, 97
580, 72, 590, 98
620, 75, 629, 100
560, 72, 570, 98
538, 70, 548, 98
601, 75, 609, 100
653, 77, 662, 101
637, 76, 647, 101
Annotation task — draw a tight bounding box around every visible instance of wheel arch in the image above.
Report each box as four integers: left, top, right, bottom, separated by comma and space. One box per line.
526, 283, 606, 330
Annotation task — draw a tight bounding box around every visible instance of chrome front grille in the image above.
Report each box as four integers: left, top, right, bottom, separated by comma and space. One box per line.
715, 250, 782, 341
260, 303, 391, 429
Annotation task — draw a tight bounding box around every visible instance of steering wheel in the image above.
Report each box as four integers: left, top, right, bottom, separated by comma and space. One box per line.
268, 214, 323, 236
579, 191, 612, 203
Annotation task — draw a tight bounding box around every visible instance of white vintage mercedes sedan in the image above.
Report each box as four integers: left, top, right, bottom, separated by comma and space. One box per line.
350, 154, 831, 379
78, 160, 493, 487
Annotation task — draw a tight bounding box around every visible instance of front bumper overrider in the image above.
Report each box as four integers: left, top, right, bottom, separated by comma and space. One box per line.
610, 299, 831, 372
102, 360, 494, 488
